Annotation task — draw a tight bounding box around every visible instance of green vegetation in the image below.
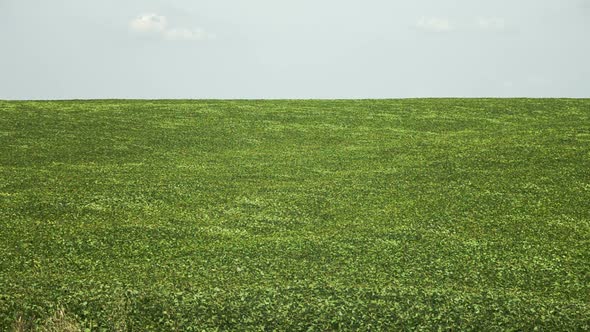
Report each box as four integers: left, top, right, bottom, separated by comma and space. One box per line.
1, 99, 589, 330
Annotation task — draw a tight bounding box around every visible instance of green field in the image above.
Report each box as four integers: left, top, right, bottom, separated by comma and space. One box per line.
1, 99, 589, 330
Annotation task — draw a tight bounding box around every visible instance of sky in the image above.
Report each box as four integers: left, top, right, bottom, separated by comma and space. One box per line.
1, 0, 589, 99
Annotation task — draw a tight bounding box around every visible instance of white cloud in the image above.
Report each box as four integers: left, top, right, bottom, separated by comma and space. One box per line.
130, 13, 167, 33
416, 17, 453, 32
129, 13, 214, 42
477, 17, 506, 31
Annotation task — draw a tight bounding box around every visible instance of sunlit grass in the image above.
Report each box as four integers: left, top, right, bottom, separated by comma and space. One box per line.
1, 99, 589, 330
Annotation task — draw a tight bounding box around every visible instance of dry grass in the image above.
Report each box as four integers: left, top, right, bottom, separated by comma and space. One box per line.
13, 309, 81, 332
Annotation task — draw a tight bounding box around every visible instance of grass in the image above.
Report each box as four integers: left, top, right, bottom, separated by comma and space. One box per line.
0, 99, 589, 330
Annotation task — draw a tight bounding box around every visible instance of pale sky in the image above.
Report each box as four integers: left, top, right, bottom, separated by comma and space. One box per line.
1, 0, 589, 99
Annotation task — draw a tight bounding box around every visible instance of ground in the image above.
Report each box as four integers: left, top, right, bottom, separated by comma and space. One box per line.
0, 99, 589, 330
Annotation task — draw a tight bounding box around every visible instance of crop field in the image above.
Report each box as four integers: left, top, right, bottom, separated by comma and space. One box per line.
0, 99, 589, 330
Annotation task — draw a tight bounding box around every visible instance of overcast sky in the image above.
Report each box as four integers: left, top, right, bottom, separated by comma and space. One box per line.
1, 0, 589, 99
